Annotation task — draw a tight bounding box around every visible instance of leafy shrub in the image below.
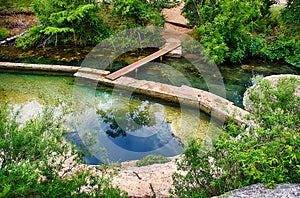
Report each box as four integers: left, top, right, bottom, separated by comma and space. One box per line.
260, 30, 300, 67
17, 0, 113, 48
0, 27, 10, 40
136, 154, 170, 167
281, 0, 300, 25
246, 76, 300, 130
182, 0, 273, 64
110, 0, 164, 28
182, 0, 300, 66
0, 103, 127, 197
171, 77, 300, 197
261, 39, 298, 66
17, 0, 165, 49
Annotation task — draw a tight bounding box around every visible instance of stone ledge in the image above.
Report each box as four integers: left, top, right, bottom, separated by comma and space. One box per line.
0, 62, 80, 72
0, 61, 249, 125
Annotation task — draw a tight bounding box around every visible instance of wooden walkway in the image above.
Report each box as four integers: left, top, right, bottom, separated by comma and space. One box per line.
105, 42, 181, 80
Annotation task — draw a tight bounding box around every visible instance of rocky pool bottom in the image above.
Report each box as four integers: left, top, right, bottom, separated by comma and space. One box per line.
0, 72, 222, 164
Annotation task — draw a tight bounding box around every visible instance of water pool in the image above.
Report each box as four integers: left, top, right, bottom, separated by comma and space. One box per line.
0, 72, 216, 163
124, 58, 300, 107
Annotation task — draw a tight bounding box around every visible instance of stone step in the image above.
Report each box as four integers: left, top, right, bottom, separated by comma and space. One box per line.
74, 71, 102, 81
77, 67, 110, 76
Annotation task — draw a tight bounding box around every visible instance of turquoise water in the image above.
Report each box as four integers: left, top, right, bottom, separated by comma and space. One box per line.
0, 72, 216, 163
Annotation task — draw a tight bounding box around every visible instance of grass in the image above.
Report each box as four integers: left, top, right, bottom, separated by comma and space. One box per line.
136, 155, 171, 167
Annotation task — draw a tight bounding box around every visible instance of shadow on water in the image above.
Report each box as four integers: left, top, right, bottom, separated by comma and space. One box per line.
97, 107, 179, 153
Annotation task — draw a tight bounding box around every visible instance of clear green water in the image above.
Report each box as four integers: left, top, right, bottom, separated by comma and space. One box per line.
0, 72, 217, 163
1, 45, 299, 107
1, 46, 298, 163
125, 58, 300, 107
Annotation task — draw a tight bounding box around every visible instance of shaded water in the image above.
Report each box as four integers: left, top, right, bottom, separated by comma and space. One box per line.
124, 58, 300, 107
0, 72, 216, 163
0, 45, 90, 66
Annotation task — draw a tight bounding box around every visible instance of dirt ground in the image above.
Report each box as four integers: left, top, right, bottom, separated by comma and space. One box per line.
0, 12, 37, 36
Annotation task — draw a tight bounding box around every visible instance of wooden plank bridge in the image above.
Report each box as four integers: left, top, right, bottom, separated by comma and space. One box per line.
105, 42, 181, 81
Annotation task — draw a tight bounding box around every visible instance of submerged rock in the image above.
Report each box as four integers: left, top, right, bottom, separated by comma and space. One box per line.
241, 64, 270, 72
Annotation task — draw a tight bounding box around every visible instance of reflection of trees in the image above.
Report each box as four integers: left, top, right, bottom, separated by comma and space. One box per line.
97, 109, 126, 138
97, 101, 155, 138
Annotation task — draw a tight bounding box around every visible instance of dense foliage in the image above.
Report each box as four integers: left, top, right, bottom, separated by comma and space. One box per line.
281, 0, 300, 25
16, 0, 165, 49
17, 0, 112, 48
182, 0, 300, 66
0, 104, 127, 197
110, 0, 164, 28
171, 77, 300, 197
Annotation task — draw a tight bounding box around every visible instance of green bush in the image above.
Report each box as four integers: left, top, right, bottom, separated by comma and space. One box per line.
247, 77, 300, 130
110, 0, 164, 28
0, 103, 127, 197
16, 0, 165, 49
0, 27, 10, 40
17, 0, 113, 48
261, 37, 300, 67
182, 0, 273, 64
281, 0, 300, 25
136, 154, 170, 167
182, 0, 299, 66
171, 77, 300, 197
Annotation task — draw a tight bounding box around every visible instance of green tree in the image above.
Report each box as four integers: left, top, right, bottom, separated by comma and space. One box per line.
171, 77, 300, 197
0, 0, 33, 13
0, 104, 127, 197
110, 0, 164, 28
182, 0, 276, 64
17, 0, 112, 48
183, 0, 300, 66
17, 0, 166, 49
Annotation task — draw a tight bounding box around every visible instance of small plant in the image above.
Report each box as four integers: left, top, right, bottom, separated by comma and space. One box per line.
136, 154, 170, 167
0, 27, 10, 40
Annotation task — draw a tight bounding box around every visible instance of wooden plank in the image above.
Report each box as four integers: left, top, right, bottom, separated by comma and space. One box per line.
105, 42, 181, 80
